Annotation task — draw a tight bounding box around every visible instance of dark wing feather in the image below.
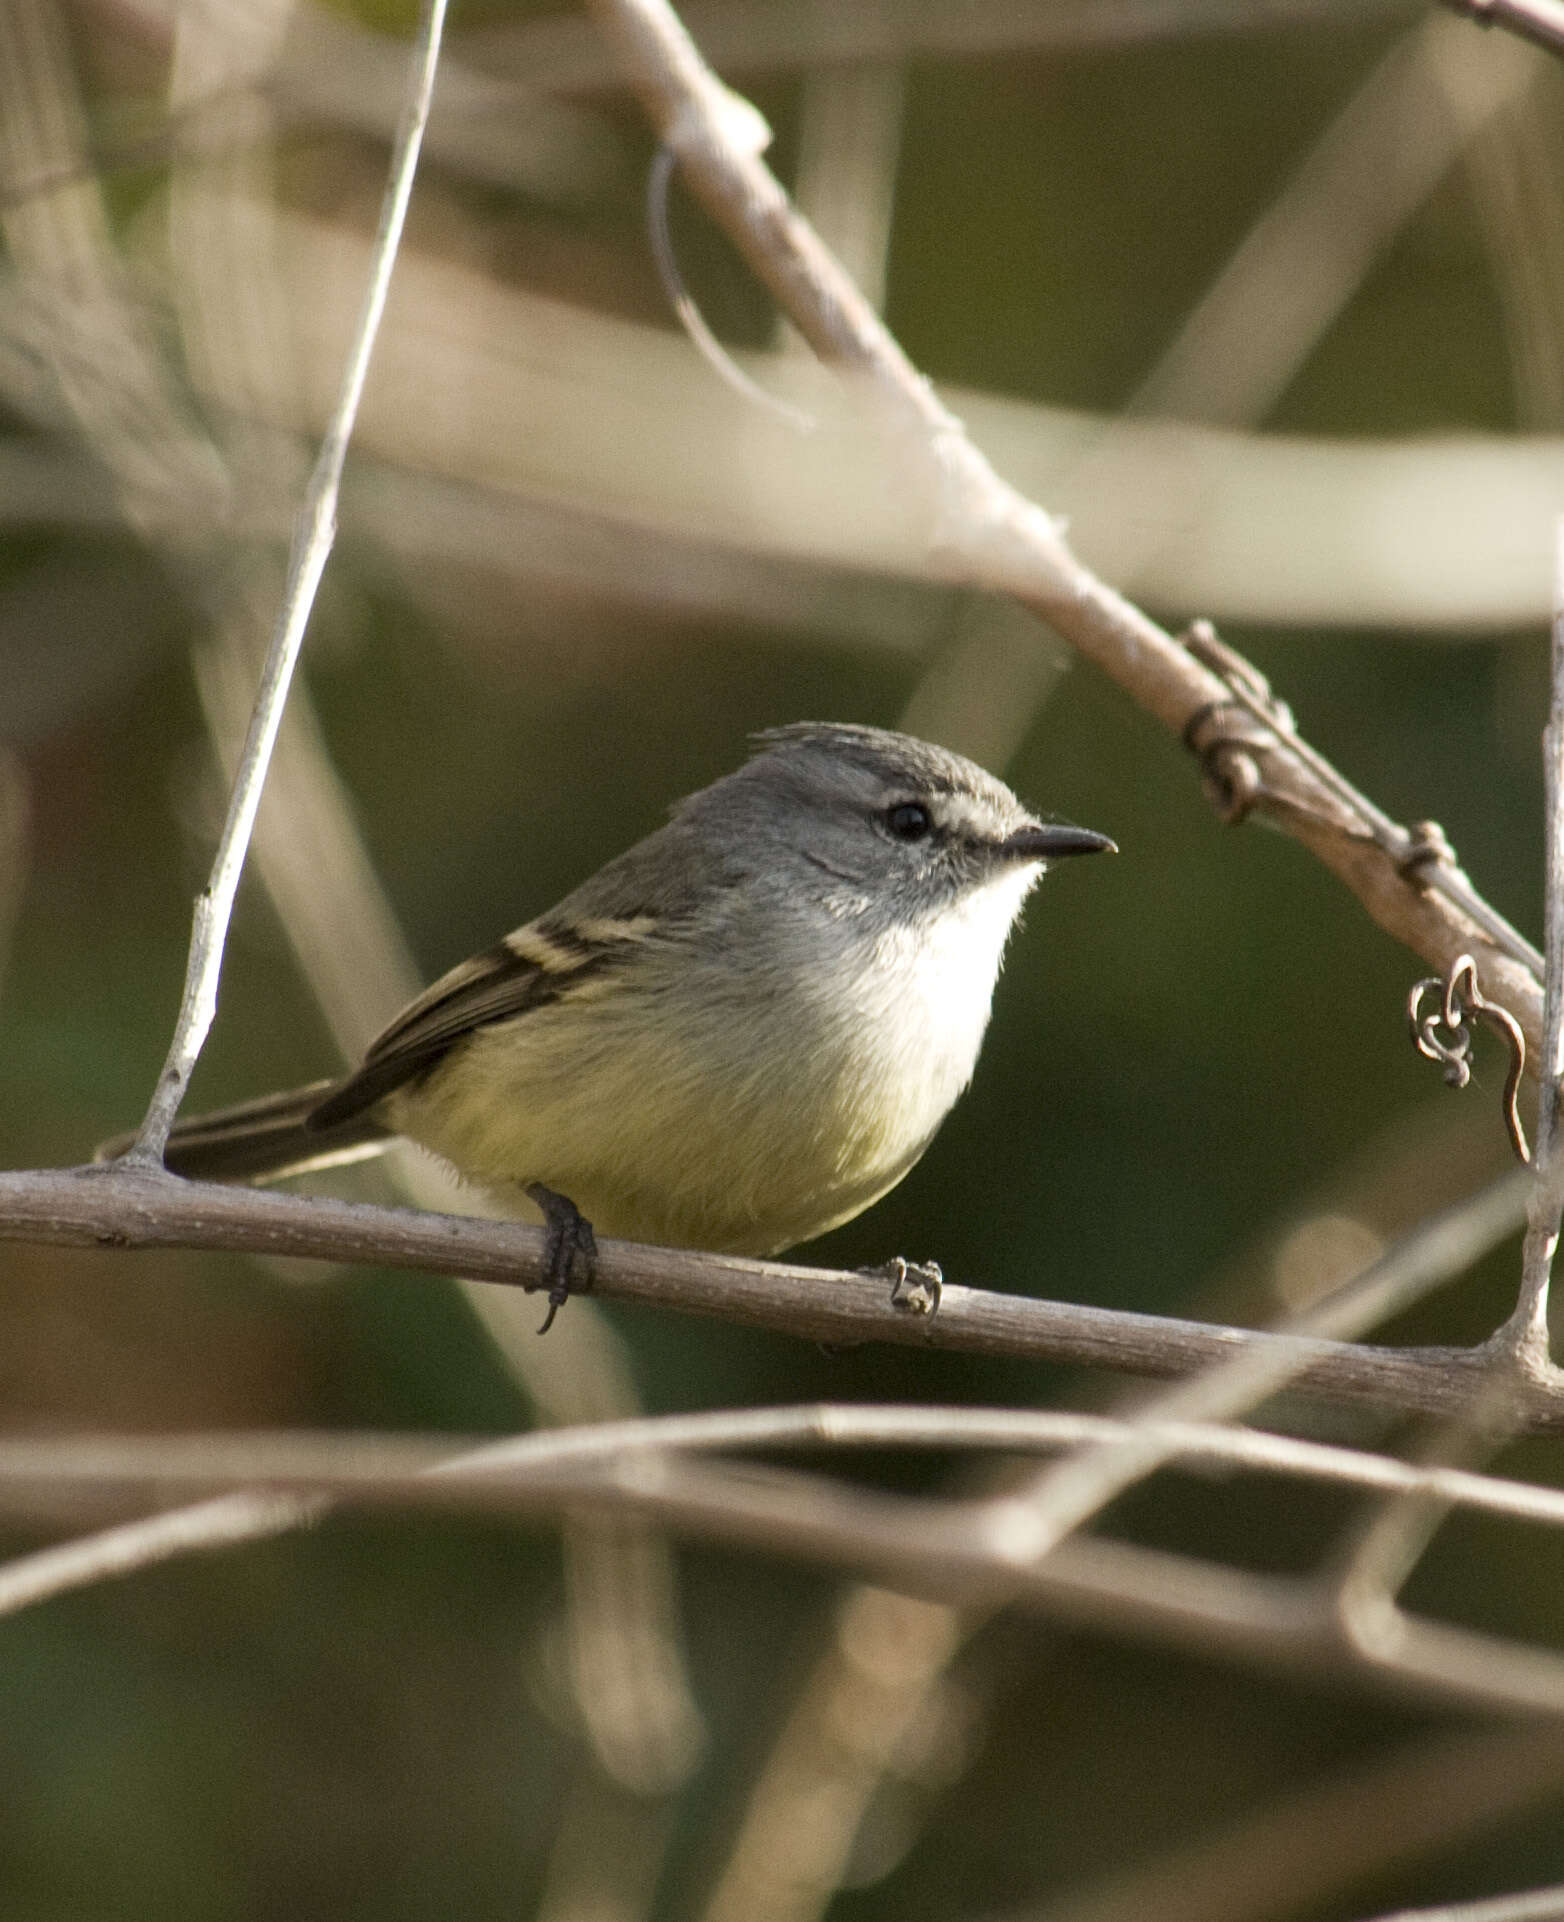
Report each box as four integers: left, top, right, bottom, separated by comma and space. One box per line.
308, 809, 736, 1134
306, 930, 611, 1130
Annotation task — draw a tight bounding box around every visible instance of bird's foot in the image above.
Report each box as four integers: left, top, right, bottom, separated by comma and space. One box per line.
525, 1183, 598, 1334
867, 1257, 943, 1318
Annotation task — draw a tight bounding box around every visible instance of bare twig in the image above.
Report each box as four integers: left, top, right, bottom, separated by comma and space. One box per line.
1126, 14, 1540, 430
0, 1489, 325, 1617
0, 0, 227, 541
5, 1406, 1564, 1723
787, 59, 904, 325
904, 14, 1538, 765
129, 0, 450, 1162
3, 1420, 1556, 1716
14, 190, 1551, 634
1497, 515, 1564, 1367
646, 141, 813, 430
698, 1580, 959, 1922
1462, 58, 1564, 431
0, 1163, 1540, 1424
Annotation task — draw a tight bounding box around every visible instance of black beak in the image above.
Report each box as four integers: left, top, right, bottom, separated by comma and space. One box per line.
1000, 822, 1117, 862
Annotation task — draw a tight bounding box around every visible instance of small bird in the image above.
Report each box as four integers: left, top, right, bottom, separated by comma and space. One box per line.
126, 725, 1113, 1322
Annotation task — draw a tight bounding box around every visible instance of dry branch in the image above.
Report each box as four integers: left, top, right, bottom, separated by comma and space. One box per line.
8, 1402, 1564, 1534
0, 1164, 1542, 1426
2, 1407, 1564, 1717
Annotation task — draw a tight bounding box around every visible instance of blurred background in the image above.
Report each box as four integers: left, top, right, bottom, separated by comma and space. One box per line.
1, 0, 1562, 1916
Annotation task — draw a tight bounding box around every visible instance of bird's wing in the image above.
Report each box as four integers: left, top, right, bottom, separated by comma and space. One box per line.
306, 918, 633, 1130
306, 812, 740, 1133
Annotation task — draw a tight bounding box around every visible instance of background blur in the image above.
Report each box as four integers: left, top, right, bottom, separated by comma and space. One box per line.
1, 1, 1562, 1917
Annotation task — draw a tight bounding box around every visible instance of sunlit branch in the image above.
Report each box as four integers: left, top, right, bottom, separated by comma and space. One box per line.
0, 1163, 1541, 1421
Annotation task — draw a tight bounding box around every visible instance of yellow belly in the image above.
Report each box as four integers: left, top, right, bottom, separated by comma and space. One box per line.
388, 989, 950, 1255
384, 874, 1026, 1254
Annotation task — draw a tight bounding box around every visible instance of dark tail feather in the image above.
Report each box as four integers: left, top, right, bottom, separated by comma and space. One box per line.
96, 1080, 393, 1183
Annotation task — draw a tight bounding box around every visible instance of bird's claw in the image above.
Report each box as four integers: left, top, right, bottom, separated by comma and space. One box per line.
526, 1183, 598, 1333
867, 1256, 943, 1318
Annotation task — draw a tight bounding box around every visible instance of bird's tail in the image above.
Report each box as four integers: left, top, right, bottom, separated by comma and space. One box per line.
96, 1080, 393, 1183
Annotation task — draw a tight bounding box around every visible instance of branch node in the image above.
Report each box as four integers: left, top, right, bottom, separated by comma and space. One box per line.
667, 81, 771, 160
1398, 818, 1461, 882
1177, 619, 1283, 824
1478, 1315, 1564, 1392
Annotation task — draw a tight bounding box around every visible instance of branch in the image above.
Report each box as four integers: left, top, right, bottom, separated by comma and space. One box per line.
0, 1163, 1545, 1424
582, 0, 1545, 1064
129, 0, 450, 1161
7, 1403, 1564, 1534
4, 1408, 1564, 1716
1501, 516, 1564, 1365
964, 1172, 1535, 1559
0, 1489, 328, 1617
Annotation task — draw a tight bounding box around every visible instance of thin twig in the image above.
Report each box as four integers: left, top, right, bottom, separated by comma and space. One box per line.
129, 0, 450, 1162
787, 58, 904, 326
646, 142, 813, 431
1123, 16, 1539, 430
0, 1163, 1541, 1424
0, 1490, 327, 1617
902, 13, 1537, 766
1500, 513, 1564, 1367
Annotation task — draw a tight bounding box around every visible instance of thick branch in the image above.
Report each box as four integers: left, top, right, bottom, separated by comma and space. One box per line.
0, 1165, 1549, 1428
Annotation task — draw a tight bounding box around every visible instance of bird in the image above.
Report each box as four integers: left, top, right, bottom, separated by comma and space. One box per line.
113, 724, 1113, 1324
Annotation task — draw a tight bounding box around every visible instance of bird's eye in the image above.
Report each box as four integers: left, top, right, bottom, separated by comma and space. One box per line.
885, 802, 933, 841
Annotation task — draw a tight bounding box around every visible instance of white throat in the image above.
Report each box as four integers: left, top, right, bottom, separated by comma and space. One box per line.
850, 861, 1040, 1132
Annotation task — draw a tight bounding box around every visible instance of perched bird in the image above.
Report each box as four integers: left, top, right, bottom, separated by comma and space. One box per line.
122, 724, 1113, 1322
